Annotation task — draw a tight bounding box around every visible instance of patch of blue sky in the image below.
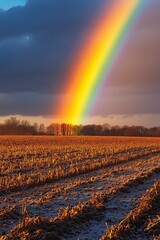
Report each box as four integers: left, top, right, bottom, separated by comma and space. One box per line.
0, 0, 27, 10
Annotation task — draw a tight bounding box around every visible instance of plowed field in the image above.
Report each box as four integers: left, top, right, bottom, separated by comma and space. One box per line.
0, 136, 160, 240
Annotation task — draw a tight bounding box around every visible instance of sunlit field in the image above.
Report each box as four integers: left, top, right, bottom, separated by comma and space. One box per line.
0, 136, 160, 240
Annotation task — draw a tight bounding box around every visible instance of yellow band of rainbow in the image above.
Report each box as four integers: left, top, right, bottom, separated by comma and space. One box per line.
57, 0, 144, 124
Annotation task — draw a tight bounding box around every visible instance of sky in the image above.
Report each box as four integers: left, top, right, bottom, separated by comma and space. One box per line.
0, 0, 160, 127
0, 0, 26, 9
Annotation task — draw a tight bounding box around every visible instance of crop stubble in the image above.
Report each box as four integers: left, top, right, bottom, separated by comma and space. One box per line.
0, 136, 160, 239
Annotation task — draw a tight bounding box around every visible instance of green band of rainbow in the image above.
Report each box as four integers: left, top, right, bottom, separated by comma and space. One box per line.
57, 0, 146, 124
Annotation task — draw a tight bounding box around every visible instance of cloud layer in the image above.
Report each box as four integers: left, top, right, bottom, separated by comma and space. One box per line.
0, 0, 160, 121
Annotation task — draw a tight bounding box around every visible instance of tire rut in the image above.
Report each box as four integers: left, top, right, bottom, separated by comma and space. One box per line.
1, 154, 160, 237
62, 171, 160, 240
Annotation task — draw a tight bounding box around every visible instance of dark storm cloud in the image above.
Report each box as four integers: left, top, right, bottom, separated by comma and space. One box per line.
0, 92, 56, 116
0, 0, 104, 39
0, 0, 105, 94
0, 0, 160, 118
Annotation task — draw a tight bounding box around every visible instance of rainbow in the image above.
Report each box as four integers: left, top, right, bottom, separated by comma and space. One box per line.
57, 0, 144, 124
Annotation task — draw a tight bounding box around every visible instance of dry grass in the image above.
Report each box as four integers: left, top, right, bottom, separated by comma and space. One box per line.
145, 215, 160, 239
0, 136, 160, 239
0, 136, 160, 194
0, 205, 20, 220
2, 164, 160, 240
101, 181, 160, 240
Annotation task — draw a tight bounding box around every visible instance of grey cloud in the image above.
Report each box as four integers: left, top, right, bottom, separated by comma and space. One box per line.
91, 93, 160, 116
0, 0, 105, 94
0, 0, 159, 117
103, 0, 160, 97
0, 0, 105, 39
0, 92, 56, 116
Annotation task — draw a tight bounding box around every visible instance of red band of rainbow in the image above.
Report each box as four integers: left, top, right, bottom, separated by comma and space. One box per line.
57, 0, 144, 124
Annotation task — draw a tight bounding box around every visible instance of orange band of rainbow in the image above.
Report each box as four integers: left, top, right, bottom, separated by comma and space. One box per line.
57, 0, 144, 124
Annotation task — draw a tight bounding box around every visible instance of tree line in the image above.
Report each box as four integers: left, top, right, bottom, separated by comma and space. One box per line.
0, 117, 159, 136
